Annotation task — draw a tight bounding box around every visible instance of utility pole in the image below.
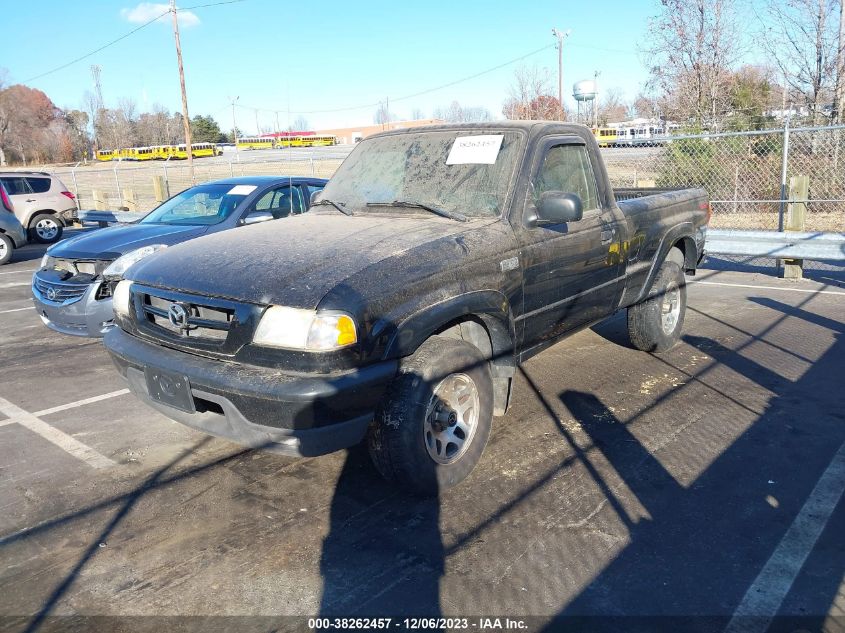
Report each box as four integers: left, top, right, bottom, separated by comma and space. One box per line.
90, 65, 104, 150
254, 108, 260, 135
593, 70, 601, 129
552, 28, 571, 121
170, 0, 193, 182
229, 95, 239, 156
836, 0, 845, 123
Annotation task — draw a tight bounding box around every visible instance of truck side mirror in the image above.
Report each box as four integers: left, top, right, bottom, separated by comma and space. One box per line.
535, 191, 583, 225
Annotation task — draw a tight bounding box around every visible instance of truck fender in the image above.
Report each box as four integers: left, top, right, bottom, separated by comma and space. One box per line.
383, 290, 517, 416
634, 223, 697, 304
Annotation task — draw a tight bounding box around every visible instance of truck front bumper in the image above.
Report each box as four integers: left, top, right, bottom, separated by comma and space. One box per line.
31, 279, 116, 337
103, 327, 398, 457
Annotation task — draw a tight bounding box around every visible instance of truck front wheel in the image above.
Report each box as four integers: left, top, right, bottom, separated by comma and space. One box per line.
627, 247, 686, 353
367, 335, 493, 495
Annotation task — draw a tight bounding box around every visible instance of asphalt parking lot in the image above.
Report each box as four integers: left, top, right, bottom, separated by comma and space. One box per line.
0, 235, 843, 631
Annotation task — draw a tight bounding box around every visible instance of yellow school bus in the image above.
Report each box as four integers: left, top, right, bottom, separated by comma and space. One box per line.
237, 137, 274, 150
191, 142, 217, 158
96, 149, 114, 161
592, 128, 618, 148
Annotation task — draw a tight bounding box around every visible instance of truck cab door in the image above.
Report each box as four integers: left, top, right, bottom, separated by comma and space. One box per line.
515, 136, 624, 356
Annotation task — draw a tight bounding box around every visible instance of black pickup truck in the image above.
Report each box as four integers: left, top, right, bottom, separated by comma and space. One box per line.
104, 122, 709, 494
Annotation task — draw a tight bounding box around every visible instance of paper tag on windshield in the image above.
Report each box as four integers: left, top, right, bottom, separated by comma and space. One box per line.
446, 135, 504, 165
227, 185, 257, 196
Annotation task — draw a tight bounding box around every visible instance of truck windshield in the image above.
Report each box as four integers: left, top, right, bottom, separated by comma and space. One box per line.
318, 130, 523, 218
141, 183, 250, 226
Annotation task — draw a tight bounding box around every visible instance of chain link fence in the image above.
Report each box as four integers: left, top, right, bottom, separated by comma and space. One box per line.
601, 124, 845, 233
45, 125, 844, 235
48, 151, 345, 213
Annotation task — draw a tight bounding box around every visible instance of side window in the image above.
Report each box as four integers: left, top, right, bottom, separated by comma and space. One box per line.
533, 144, 599, 212
253, 189, 274, 211
26, 178, 51, 193
251, 185, 304, 219
1, 177, 32, 195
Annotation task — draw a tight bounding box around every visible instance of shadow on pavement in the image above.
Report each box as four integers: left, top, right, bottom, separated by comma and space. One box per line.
544, 299, 845, 630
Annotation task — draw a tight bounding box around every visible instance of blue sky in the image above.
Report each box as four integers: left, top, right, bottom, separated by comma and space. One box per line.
3, 0, 662, 132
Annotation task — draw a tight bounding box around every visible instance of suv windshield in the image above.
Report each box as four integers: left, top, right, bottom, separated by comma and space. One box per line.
141, 183, 251, 226
318, 130, 523, 218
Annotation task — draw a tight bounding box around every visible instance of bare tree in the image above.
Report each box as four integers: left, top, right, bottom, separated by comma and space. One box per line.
0, 70, 9, 166
763, 0, 840, 123
433, 101, 492, 123
597, 88, 630, 125
644, 0, 741, 126
502, 64, 562, 120
292, 115, 310, 131
373, 103, 394, 126
411, 107, 425, 120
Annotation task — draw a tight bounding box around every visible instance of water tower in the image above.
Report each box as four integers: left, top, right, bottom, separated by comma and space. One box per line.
573, 79, 598, 127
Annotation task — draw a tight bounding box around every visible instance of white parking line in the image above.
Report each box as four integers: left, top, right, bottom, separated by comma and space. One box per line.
0, 396, 116, 469
0, 306, 32, 314
724, 439, 845, 633
34, 389, 130, 417
0, 269, 36, 275
690, 280, 845, 296
0, 282, 31, 289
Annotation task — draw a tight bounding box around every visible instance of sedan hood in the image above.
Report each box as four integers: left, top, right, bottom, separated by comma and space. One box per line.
130, 213, 482, 308
49, 223, 208, 260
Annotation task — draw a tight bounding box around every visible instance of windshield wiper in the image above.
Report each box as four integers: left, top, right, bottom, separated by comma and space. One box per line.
312, 199, 353, 216
365, 200, 468, 222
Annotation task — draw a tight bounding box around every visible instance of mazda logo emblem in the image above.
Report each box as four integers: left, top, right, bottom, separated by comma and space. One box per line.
46, 287, 58, 301
167, 303, 189, 329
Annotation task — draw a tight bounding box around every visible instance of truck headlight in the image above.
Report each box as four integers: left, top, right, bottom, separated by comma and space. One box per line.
253, 307, 357, 351
103, 244, 167, 279
112, 280, 133, 317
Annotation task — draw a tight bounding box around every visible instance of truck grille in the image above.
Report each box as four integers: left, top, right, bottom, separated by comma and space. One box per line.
33, 275, 89, 305
139, 290, 235, 343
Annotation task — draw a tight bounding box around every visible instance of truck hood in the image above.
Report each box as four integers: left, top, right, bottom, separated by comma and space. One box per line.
129, 213, 483, 308
49, 223, 208, 261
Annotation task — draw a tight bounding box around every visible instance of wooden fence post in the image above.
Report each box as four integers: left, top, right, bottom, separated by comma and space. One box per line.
153, 175, 170, 203
92, 189, 109, 211
781, 174, 808, 280
122, 189, 137, 212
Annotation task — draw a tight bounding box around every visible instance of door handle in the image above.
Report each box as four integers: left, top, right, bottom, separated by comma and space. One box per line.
600, 229, 614, 244
26, 198, 37, 202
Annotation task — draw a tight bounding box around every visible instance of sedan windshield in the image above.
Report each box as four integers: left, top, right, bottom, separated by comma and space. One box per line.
141, 183, 253, 226
318, 130, 523, 218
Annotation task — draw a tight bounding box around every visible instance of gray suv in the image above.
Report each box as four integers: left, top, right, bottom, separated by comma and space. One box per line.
0, 171, 77, 244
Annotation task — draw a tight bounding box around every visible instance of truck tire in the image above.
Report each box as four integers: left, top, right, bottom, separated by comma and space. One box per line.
627, 247, 686, 353
29, 213, 63, 244
367, 335, 493, 495
0, 233, 13, 265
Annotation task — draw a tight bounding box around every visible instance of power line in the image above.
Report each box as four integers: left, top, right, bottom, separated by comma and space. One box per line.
22, 0, 247, 83
235, 42, 557, 115
180, 0, 246, 9
24, 10, 169, 82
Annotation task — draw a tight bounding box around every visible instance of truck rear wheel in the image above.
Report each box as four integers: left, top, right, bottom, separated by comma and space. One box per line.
367, 335, 493, 496
627, 247, 686, 353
